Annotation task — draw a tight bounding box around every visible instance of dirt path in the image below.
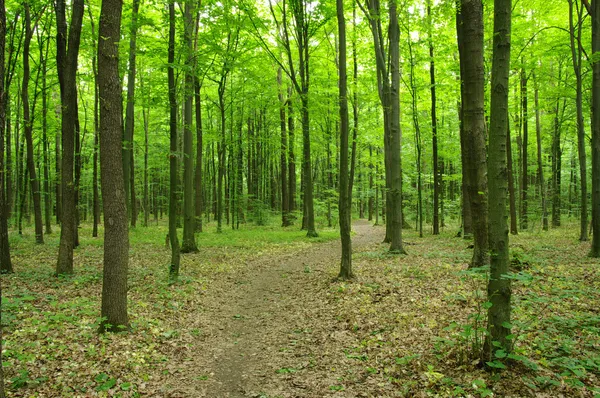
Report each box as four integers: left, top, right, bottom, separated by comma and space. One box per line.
163, 220, 385, 397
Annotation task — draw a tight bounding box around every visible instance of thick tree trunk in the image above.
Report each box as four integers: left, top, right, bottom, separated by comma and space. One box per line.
484, 0, 512, 361
459, 0, 488, 267
55, 0, 84, 275
98, 0, 129, 332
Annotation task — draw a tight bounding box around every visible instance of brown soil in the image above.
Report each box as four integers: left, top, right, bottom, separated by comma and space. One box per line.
161, 220, 385, 397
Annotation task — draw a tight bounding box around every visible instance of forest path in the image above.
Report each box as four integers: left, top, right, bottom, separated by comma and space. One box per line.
163, 219, 385, 397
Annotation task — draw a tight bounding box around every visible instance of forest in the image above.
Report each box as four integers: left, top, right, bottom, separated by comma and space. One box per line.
0, 0, 599, 395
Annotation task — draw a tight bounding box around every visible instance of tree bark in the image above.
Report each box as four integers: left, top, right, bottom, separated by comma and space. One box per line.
337, 0, 353, 279
591, 0, 600, 257
459, 0, 488, 267
483, 0, 512, 361
194, 77, 203, 232
55, 0, 84, 275
534, 76, 548, 231
124, 0, 140, 227
0, 0, 14, 276
98, 0, 129, 332
520, 65, 528, 231
507, 119, 518, 235
428, 0, 440, 236
22, 3, 44, 244
168, 2, 181, 278
278, 68, 290, 227
570, 0, 589, 241
181, 1, 198, 251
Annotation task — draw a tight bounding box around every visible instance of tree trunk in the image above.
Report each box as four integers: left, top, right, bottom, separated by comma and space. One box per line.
551, 71, 562, 228
181, 1, 197, 251
429, 0, 440, 236
0, 0, 14, 277
55, 0, 84, 275
337, 0, 352, 279
570, 0, 588, 241
520, 65, 528, 231
22, 4, 44, 244
287, 91, 296, 216
124, 0, 140, 227
194, 77, 203, 232
456, 6, 473, 239
87, 7, 99, 238
40, 28, 52, 236
591, 0, 600, 257
483, 0, 512, 361
168, 2, 181, 278
98, 0, 129, 332
507, 119, 518, 235
534, 77, 548, 231
459, 0, 488, 267
278, 68, 290, 227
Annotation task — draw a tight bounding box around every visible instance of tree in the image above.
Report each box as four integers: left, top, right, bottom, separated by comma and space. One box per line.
428, 0, 440, 236
591, 0, 600, 257
569, 0, 588, 241
55, 0, 84, 275
123, 0, 140, 228
181, 0, 198, 251
484, 0, 512, 361
21, 3, 44, 244
458, 0, 488, 267
360, 0, 406, 254
0, 0, 13, 276
98, 0, 129, 332
168, 1, 181, 278
337, 0, 352, 279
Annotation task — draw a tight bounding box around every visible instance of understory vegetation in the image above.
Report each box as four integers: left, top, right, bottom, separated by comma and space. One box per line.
2, 216, 598, 397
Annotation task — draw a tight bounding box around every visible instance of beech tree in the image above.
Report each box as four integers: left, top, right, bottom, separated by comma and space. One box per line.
98, 0, 129, 332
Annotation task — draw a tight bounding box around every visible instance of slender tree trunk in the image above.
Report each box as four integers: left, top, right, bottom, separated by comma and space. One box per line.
181, 1, 197, 251
507, 119, 518, 235
570, 0, 589, 241
429, 0, 440, 236
337, 0, 352, 279
55, 0, 84, 275
194, 77, 203, 232
278, 68, 290, 227
591, 0, 600, 257
534, 76, 548, 231
483, 0, 512, 361
168, 2, 181, 277
22, 4, 44, 244
456, 7, 473, 239
287, 91, 296, 216
552, 72, 562, 228
520, 65, 528, 231
87, 7, 99, 238
143, 105, 149, 227
123, 0, 140, 227
39, 26, 52, 236
0, 0, 14, 276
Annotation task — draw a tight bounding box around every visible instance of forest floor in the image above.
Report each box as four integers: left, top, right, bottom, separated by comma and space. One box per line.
2, 218, 600, 397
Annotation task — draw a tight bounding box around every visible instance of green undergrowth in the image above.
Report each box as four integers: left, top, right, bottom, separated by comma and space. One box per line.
1, 219, 338, 397
325, 224, 600, 397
